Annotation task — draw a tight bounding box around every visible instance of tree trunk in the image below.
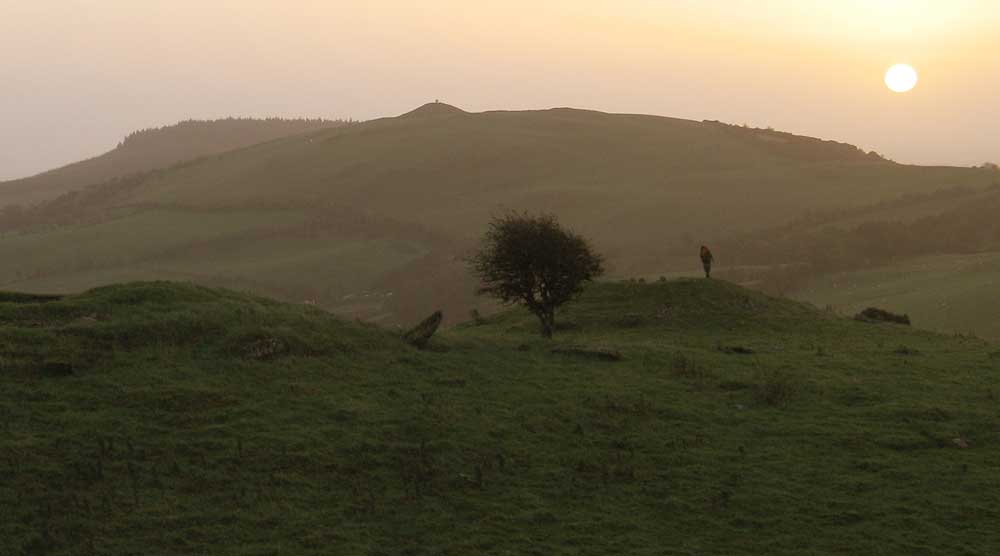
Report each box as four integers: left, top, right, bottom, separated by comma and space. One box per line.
538, 309, 555, 338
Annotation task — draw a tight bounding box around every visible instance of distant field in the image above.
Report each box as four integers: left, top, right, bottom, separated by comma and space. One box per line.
0, 208, 432, 322
0, 209, 307, 285
794, 251, 1000, 341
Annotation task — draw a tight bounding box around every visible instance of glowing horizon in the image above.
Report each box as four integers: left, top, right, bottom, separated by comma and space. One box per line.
1, 0, 998, 180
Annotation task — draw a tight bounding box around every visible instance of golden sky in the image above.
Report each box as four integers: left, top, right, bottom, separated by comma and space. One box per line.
1, 0, 998, 179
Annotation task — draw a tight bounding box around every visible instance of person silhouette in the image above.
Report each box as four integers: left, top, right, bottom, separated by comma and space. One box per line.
700, 245, 714, 278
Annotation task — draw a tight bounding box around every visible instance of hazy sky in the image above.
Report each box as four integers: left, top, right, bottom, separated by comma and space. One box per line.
2, 0, 998, 181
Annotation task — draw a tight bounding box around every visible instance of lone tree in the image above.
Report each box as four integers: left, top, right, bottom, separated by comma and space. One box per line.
470, 212, 604, 338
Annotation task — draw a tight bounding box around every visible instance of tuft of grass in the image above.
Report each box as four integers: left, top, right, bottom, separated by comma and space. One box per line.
753, 370, 801, 407
551, 345, 623, 361
670, 351, 716, 387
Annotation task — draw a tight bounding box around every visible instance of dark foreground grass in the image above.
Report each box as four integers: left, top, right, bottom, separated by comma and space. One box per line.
1, 279, 998, 555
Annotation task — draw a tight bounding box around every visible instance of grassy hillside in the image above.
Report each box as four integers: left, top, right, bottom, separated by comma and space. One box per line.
0, 118, 347, 208
0, 206, 449, 323
795, 251, 1000, 341
2, 280, 998, 555
717, 183, 1000, 271
37, 104, 993, 246
2, 104, 995, 326
704, 184, 1000, 340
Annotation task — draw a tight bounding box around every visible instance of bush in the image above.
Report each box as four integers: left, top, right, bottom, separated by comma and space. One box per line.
855, 307, 911, 326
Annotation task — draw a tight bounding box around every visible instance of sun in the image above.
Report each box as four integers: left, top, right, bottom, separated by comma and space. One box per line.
885, 64, 918, 93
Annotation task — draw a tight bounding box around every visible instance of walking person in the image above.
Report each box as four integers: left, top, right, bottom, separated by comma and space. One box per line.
700, 245, 714, 278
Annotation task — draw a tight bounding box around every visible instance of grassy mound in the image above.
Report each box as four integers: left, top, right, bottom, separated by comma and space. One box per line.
1, 280, 998, 555
0, 282, 391, 378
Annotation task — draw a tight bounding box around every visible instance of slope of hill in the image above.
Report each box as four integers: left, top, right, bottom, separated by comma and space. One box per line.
1, 279, 998, 555
701, 183, 1000, 339
1, 104, 995, 325
718, 183, 1000, 268
794, 251, 1000, 341
0, 118, 348, 208
35, 104, 991, 242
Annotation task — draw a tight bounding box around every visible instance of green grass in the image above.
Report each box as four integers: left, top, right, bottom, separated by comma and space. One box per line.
2, 279, 999, 555
795, 251, 1000, 341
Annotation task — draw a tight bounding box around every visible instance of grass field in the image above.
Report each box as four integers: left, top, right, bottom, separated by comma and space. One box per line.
0, 209, 307, 285
2, 279, 998, 554
0, 208, 433, 323
795, 251, 1000, 341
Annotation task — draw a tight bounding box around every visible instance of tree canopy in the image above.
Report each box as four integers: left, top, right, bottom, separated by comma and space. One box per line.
470, 212, 604, 337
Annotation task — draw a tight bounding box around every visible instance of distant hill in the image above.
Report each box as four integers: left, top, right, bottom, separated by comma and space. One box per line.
0, 103, 995, 325
0, 117, 349, 208
695, 181, 1000, 339
713, 183, 1000, 288
2, 279, 998, 554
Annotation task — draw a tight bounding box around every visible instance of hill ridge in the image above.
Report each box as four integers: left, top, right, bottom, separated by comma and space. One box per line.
400, 101, 468, 118
0, 117, 350, 208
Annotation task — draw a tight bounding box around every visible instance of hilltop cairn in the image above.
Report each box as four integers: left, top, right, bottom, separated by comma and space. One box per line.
403, 310, 443, 349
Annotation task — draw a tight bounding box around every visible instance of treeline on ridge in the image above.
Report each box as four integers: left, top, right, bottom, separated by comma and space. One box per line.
114, 117, 353, 150
0, 117, 356, 210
